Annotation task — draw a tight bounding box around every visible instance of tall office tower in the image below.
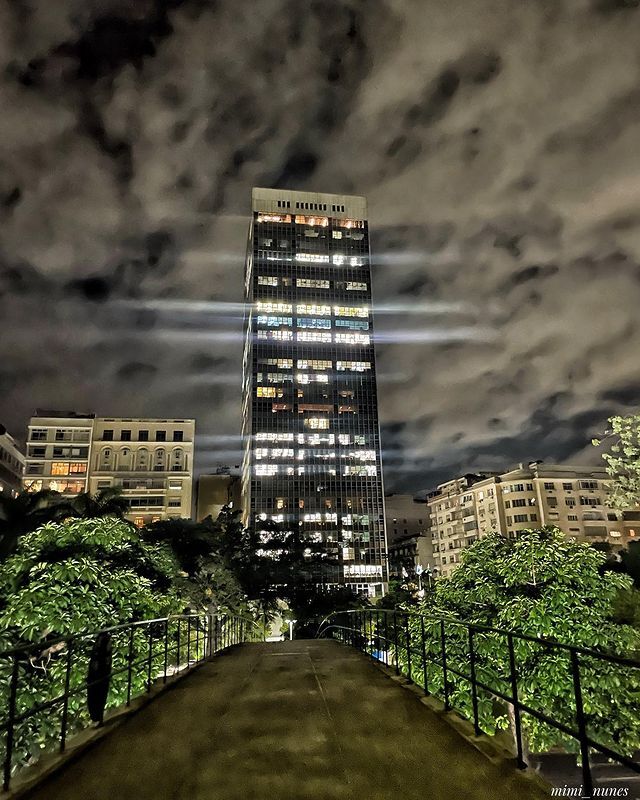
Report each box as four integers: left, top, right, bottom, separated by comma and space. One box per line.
242, 188, 388, 597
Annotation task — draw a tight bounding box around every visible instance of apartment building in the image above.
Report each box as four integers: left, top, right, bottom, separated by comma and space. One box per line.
23, 412, 194, 526
0, 425, 25, 496
429, 463, 638, 578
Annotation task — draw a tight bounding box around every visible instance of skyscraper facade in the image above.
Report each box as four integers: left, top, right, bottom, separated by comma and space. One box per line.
242, 188, 388, 596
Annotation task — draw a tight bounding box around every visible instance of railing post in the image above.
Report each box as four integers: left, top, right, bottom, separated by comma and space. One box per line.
393, 611, 400, 674
440, 619, 450, 710
468, 627, 481, 735
176, 619, 182, 672
405, 614, 412, 683
384, 612, 389, 667
420, 616, 429, 695
507, 633, 525, 769
3, 654, 20, 791
187, 617, 192, 666
163, 620, 169, 682
60, 640, 73, 752
126, 625, 134, 706
146, 624, 154, 692
570, 650, 593, 798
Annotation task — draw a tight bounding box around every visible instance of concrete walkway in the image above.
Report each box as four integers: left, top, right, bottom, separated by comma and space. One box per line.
26, 640, 549, 800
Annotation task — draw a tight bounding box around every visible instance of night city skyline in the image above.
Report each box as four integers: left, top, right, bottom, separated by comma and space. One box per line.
2, 1, 640, 494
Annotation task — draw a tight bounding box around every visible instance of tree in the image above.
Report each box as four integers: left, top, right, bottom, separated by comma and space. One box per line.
0, 489, 72, 561
70, 487, 130, 520
593, 413, 640, 510
593, 540, 640, 589
407, 528, 640, 758
0, 516, 181, 770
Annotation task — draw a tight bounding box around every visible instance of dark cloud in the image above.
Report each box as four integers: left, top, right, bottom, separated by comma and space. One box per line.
1, 0, 640, 489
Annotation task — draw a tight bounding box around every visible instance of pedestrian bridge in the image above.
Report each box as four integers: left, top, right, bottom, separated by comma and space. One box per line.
17, 639, 549, 800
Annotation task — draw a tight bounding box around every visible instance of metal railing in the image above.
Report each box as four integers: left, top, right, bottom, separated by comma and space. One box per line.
318, 609, 640, 796
0, 613, 262, 791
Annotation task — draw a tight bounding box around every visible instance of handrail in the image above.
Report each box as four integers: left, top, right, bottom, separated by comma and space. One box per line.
318, 608, 640, 797
0, 612, 262, 790
316, 608, 640, 668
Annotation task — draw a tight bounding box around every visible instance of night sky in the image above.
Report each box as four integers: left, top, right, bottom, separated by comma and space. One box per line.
1, 0, 639, 493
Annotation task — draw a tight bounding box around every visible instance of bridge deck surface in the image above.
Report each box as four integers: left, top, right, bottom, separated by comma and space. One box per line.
26, 639, 549, 800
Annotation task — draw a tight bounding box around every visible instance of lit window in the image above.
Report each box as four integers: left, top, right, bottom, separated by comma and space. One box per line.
257, 276, 279, 286
332, 231, 342, 239
297, 359, 332, 370
267, 373, 293, 383
255, 464, 279, 476
257, 213, 291, 223
297, 331, 332, 343
297, 373, 330, 384
335, 319, 369, 330
297, 304, 331, 316
257, 330, 294, 341
346, 281, 367, 291
295, 215, 328, 226
255, 432, 295, 442
297, 317, 331, 329
69, 463, 87, 473
297, 278, 330, 289
256, 301, 292, 313
338, 434, 350, 445
51, 462, 70, 476
344, 465, 377, 476
334, 306, 369, 318
257, 387, 283, 398
305, 418, 330, 430
336, 361, 371, 372
257, 315, 292, 327
295, 253, 330, 263
335, 333, 370, 345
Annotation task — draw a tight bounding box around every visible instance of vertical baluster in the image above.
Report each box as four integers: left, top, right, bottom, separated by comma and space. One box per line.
440, 619, 450, 711
570, 650, 593, 798
405, 615, 412, 683
126, 625, 134, 705
507, 633, 525, 769
468, 627, 480, 735
3, 654, 20, 791
420, 616, 429, 695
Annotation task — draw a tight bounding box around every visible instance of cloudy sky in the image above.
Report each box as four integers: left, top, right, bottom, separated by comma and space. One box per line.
1, 0, 639, 493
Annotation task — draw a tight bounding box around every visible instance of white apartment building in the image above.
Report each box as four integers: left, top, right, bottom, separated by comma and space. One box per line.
23, 412, 194, 526
429, 463, 638, 578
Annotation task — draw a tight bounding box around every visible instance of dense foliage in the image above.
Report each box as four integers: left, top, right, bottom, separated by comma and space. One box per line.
593, 413, 640, 510
402, 528, 640, 757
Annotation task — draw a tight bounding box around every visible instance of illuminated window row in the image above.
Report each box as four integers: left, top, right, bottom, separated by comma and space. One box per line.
256, 301, 293, 313
256, 387, 284, 398
297, 304, 331, 315
256, 331, 371, 344
254, 464, 378, 477
267, 373, 293, 383
297, 359, 332, 370
256, 315, 292, 327
254, 432, 368, 446
297, 317, 332, 330
297, 373, 329, 384
337, 361, 371, 372
257, 277, 367, 291
335, 319, 369, 331
334, 306, 368, 318
258, 357, 293, 369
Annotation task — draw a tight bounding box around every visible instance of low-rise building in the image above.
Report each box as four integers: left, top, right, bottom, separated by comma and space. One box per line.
0, 425, 25, 497
196, 468, 242, 521
384, 493, 434, 578
23, 411, 194, 526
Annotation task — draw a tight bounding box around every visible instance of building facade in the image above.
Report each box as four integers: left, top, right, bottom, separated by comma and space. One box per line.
429, 463, 638, 578
23, 412, 194, 525
241, 188, 388, 596
196, 469, 242, 522
0, 426, 25, 497
384, 493, 433, 579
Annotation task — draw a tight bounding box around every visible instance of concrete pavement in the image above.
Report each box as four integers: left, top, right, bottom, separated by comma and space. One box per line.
24, 639, 549, 800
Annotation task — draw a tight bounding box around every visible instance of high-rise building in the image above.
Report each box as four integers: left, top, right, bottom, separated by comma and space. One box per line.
241, 188, 388, 596
427, 462, 638, 578
23, 412, 194, 526
0, 425, 25, 497
384, 493, 434, 579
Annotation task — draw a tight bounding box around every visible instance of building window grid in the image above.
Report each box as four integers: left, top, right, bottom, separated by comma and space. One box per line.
245, 212, 385, 585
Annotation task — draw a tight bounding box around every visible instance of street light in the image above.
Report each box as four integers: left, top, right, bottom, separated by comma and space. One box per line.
284, 619, 297, 640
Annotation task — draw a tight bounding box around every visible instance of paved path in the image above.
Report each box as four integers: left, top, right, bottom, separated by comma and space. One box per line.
26, 640, 549, 800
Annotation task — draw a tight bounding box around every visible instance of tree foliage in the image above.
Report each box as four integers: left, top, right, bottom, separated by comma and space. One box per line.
407, 528, 640, 757
593, 413, 640, 510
